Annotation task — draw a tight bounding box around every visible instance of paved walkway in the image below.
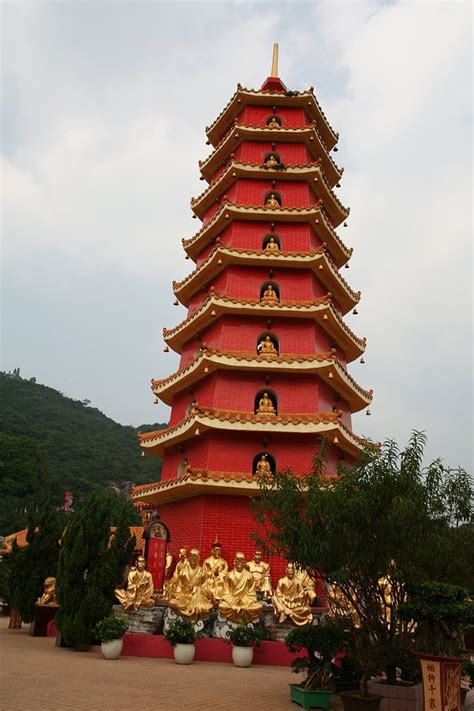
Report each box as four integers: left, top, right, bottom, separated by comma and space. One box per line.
0, 617, 299, 710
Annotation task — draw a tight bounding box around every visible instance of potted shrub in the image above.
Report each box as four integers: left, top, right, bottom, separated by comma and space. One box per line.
338, 629, 384, 711
164, 617, 201, 664
94, 613, 128, 659
225, 624, 265, 667
399, 582, 474, 711
285, 620, 346, 710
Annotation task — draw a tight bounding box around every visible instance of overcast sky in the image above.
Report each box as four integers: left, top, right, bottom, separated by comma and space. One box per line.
1, 1, 472, 471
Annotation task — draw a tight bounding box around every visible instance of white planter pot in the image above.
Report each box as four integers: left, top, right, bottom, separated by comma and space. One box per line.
101, 639, 123, 659
173, 643, 195, 664
232, 645, 254, 667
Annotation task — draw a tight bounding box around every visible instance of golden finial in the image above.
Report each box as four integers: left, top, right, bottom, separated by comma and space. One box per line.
271, 43, 279, 77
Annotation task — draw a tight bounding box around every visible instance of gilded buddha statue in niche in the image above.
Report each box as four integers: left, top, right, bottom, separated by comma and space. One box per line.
258, 335, 278, 355
272, 563, 313, 626
267, 117, 281, 129
203, 540, 228, 601
255, 453, 272, 477
246, 549, 272, 600
264, 154, 279, 167
256, 392, 276, 415
167, 548, 213, 623
261, 284, 278, 304
264, 236, 280, 255
265, 193, 280, 208
115, 556, 155, 612
218, 552, 263, 624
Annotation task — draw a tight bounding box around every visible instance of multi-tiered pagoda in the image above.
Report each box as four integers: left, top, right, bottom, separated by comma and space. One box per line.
133, 49, 372, 584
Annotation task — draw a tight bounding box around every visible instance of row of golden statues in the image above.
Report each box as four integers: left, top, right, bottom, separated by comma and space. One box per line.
115, 543, 316, 626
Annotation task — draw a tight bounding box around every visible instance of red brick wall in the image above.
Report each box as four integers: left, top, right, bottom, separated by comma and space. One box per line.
241, 106, 307, 128
235, 141, 312, 165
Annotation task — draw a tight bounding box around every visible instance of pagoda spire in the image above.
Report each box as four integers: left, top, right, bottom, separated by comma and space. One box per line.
271, 43, 279, 77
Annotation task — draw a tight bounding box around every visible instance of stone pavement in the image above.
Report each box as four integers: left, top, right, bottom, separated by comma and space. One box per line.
0, 617, 300, 710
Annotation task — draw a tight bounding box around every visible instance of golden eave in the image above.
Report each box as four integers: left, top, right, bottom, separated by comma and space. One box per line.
200, 124, 342, 186
173, 246, 359, 315
132, 471, 260, 505
151, 348, 373, 413
138, 407, 363, 459
191, 161, 349, 227
206, 87, 338, 152
182, 202, 352, 267
163, 293, 366, 362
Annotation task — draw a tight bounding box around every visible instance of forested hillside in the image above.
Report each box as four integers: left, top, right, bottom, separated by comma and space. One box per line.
0, 372, 166, 535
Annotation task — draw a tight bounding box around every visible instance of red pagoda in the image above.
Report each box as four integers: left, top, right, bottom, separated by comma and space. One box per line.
133, 48, 372, 586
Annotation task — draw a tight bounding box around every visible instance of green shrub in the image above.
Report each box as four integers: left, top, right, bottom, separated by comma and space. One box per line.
95, 614, 128, 642
286, 621, 346, 690
225, 624, 265, 647
164, 617, 200, 646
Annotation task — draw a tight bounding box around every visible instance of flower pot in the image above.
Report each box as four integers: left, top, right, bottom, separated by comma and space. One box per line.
289, 684, 333, 710
232, 645, 254, 667
101, 639, 123, 659
173, 643, 195, 664
339, 690, 383, 711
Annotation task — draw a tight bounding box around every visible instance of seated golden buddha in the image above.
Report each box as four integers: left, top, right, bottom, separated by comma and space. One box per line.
272, 563, 313, 626
256, 392, 276, 415
267, 117, 281, 129
203, 540, 228, 601
254, 453, 272, 477
264, 236, 280, 255
167, 548, 213, 623
258, 335, 278, 355
247, 549, 273, 600
218, 552, 263, 624
115, 556, 155, 612
265, 193, 280, 208
264, 154, 279, 167
261, 285, 278, 304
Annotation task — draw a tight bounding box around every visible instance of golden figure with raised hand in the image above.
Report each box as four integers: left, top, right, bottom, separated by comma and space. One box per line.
265, 193, 280, 207
264, 236, 280, 255
203, 540, 228, 601
167, 548, 213, 623
115, 556, 155, 612
218, 552, 263, 624
37, 577, 58, 606
247, 549, 272, 600
256, 392, 276, 415
272, 562, 313, 626
255, 453, 272, 477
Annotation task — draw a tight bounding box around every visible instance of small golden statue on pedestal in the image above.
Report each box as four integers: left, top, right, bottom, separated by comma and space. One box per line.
247, 549, 273, 600
267, 117, 281, 129
203, 539, 228, 601
37, 577, 58, 606
258, 335, 278, 355
265, 193, 280, 208
264, 236, 280, 255
261, 285, 279, 305
167, 548, 213, 623
218, 552, 263, 624
256, 392, 276, 415
115, 556, 155, 612
255, 453, 272, 477
272, 563, 313, 626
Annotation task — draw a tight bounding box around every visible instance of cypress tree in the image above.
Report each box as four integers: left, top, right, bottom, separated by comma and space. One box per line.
56, 492, 135, 645
9, 506, 64, 622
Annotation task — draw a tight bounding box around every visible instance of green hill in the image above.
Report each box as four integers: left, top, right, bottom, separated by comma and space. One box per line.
0, 372, 166, 535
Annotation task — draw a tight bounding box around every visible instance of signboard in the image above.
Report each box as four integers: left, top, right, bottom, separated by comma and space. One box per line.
418, 654, 463, 711
143, 518, 170, 593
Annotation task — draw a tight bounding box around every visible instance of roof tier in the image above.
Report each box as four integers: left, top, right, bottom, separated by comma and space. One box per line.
138, 406, 364, 459
163, 292, 366, 362
191, 160, 349, 227
151, 347, 373, 413
200, 124, 342, 186
173, 246, 360, 315
206, 86, 338, 152
182, 202, 352, 267
132, 469, 259, 505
